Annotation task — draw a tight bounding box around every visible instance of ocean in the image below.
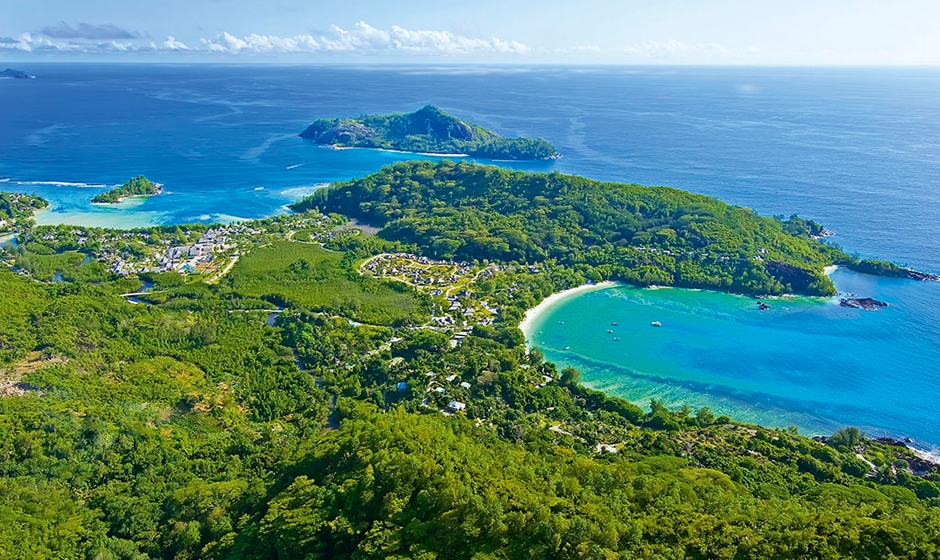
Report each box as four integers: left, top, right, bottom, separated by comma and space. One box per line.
2, 64, 939, 446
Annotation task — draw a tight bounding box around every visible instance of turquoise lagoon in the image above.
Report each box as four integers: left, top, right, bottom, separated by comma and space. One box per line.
525, 268, 940, 448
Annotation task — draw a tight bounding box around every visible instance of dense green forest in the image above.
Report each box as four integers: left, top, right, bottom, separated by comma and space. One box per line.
292, 161, 848, 295
1, 257, 940, 559
300, 105, 558, 160
92, 176, 161, 204
3, 162, 940, 558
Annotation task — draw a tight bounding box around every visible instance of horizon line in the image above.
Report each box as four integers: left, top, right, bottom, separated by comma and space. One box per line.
5, 59, 940, 69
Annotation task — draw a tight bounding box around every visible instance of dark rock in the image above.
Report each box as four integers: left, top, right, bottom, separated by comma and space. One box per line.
905, 269, 940, 281
765, 261, 819, 293
840, 297, 888, 311
873, 437, 908, 448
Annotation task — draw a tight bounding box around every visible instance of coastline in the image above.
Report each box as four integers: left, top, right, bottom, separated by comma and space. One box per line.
376, 148, 469, 158
518, 281, 618, 342
322, 145, 469, 158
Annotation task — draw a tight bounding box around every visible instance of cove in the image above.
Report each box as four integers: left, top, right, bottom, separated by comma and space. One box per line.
524, 268, 940, 452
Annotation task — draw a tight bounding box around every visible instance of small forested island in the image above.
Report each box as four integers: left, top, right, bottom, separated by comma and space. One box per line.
0, 68, 34, 79
3, 163, 940, 558
300, 105, 558, 160
0, 192, 48, 232
91, 175, 162, 204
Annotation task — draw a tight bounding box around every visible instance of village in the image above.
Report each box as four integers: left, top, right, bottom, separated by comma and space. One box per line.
28, 212, 347, 278
359, 252, 506, 346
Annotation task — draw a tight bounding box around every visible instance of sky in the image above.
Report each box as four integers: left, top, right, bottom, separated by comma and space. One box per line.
2, 0, 940, 65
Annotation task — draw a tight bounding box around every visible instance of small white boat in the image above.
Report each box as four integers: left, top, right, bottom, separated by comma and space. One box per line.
563, 346, 570, 350
651, 321, 662, 327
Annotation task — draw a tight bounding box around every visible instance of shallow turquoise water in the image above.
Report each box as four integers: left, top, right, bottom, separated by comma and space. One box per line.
528, 268, 940, 447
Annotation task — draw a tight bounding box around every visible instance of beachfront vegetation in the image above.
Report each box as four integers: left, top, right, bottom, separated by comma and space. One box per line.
0, 192, 47, 232
293, 160, 845, 295
91, 175, 161, 204
300, 105, 558, 160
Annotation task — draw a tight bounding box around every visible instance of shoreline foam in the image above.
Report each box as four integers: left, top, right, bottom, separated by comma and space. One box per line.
518, 281, 618, 342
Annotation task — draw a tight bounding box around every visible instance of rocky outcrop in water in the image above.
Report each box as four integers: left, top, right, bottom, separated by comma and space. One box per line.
905, 269, 940, 281
839, 297, 888, 310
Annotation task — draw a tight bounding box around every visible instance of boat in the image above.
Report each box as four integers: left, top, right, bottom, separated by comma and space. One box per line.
613, 337, 620, 341
651, 321, 662, 327
563, 346, 570, 350
607, 329, 613, 333
611, 322, 618, 326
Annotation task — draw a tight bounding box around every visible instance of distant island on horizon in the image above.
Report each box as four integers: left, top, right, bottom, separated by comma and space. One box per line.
91, 175, 162, 204
0, 68, 35, 79
299, 105, 559, 160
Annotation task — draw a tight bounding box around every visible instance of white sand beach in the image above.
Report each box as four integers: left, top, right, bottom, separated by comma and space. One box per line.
518, 281, 618, 341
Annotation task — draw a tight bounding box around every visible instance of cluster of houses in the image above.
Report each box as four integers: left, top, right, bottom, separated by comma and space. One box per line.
363, 253, 507, 339
422, 371, 472, 413
0, 193, 43, 232
363, 252, 474, 287
109, 225, 248, 276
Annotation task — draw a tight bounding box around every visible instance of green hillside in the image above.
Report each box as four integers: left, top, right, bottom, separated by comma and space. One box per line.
300, 105, 558, 160
293, 160, 846, 295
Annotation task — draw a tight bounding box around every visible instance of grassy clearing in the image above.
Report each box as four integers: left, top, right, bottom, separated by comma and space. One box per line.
224, 241, 429, 326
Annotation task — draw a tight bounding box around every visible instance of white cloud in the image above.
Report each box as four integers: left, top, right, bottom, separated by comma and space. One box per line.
0, 32, 76, 52
0, 21, 531, 56
162, 36, 189, 50
3, 21, 528, 57
200, 32, 320, 53
198, 22, 528, 56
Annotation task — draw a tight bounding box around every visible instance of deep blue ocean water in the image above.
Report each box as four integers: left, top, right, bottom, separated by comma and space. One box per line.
2, 64, 939, 447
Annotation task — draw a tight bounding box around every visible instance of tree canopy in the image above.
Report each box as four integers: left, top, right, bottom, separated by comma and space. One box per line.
91, 176, 161, 204
293, 160, 845, 295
